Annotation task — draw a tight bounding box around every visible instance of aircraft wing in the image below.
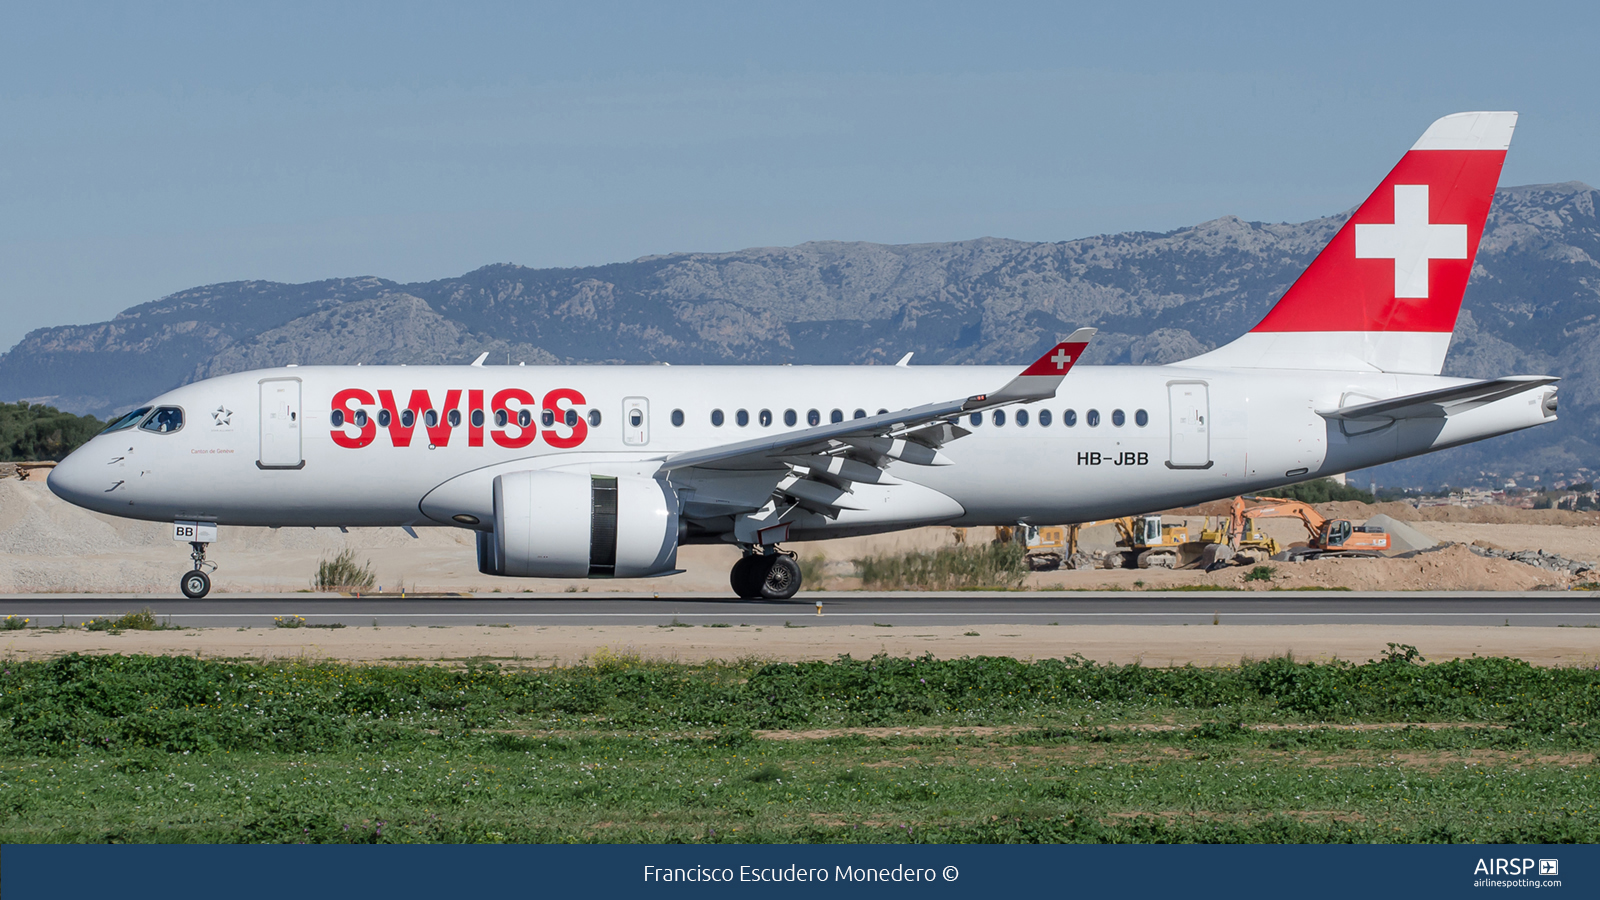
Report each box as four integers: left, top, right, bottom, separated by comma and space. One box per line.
1316, 376, 1558, 421
659, 330, 1094, 515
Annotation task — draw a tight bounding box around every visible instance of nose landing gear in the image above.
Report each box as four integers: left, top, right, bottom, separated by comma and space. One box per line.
181, 541, 215, 599
730, 547, 802, 600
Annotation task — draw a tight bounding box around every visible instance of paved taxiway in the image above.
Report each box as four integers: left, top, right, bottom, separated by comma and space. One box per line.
3, 591, 1597, 628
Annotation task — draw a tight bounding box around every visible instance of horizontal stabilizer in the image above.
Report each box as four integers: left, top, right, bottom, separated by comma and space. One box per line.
1316, 376, 1557, 421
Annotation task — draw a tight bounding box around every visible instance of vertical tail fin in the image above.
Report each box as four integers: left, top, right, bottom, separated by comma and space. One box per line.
1179, 111, 1515, 375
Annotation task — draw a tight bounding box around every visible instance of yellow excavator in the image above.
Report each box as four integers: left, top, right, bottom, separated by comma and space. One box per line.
1023, 516, 1216, 570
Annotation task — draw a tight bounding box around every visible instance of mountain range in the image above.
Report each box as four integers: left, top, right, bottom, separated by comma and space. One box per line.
2, 181, 1595, 488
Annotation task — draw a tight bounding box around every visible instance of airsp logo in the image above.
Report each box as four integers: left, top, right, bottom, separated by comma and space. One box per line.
1473, 858, 1552, 876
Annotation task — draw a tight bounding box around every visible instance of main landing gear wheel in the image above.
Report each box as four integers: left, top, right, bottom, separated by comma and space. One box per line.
759, 554, 802, 600
730, 555, 765, 599
729, 553, 804, 600
181, 569, 211, 599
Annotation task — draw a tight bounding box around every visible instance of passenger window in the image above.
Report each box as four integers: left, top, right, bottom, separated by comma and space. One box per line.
1063, 409, 1077, 427
565, 408, 579, 427
853, 409, 866, 419
784, 409, 798, 427
992, 409, 1006, 427
1087, 409, 1101, 427
471, 410, 485, 428
400, 409, 415, 428
969, 412, 982, 427
671, 409, 685, 427
100, 406, 153, 434
1016, 409, 1029, 427
629, 410, 643, 427
1112, 409, 1125, 427
541, 409, 555, 428
1038, 409, 1052, 427
355, 409, 368, 427
807, 409, 821, 426
447, 409, 461, 427
877, 408, 888, 416
141, 407, 184, 434
424, 410, 439, 428
379, 410, 392, 427
520, 409, 535, 428
736, 409, 749, 427
759, 409, 773, 427
711, 409, 725, 426
331, 410, 345, 428
1135, 409, 1149, 427
830, 409, 843, 424
493, 409, 507, 428
588, 409, 601, 427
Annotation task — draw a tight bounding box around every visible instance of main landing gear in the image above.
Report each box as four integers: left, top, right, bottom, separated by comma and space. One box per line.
181, 541, 215, 599
730, 548, 802, 600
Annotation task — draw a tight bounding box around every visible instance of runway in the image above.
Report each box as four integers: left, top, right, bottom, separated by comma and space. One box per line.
3, 591, 1597, 628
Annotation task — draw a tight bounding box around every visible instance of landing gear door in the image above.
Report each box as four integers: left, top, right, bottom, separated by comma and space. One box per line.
1166, 381, 1212, 469
259, 378, 304, 469
622, 397, 649, 446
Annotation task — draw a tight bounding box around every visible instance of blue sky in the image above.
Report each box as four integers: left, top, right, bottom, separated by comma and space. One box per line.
1, 1, 1594, 349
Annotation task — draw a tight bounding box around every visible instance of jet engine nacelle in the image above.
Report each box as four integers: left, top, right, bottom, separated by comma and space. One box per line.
476, 471, 680, 578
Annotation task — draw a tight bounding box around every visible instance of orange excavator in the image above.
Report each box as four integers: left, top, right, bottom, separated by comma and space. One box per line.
1227, 495, 1391, 561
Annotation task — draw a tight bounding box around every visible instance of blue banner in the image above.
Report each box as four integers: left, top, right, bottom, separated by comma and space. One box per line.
3, 844, 1593, 898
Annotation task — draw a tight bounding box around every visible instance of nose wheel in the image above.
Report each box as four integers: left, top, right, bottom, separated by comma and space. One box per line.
730, 549, 802, 600
181, 540, 215, 599
181, 569, 211, 599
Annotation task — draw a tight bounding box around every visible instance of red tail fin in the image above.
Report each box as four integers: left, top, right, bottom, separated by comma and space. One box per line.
1181, 112, 1515, 374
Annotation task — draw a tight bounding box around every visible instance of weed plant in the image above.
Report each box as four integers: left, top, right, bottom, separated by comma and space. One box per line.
0, 616, 27, 631
798, 554, 827, 590
856, 542, 1029, 590
81, 609, 164, 632
1244, 565, 1276, 582
314, 550, 376, 592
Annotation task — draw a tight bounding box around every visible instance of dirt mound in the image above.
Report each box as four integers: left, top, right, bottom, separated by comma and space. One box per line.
1170, 497, 1600, 527
1246, 544, 1563, 592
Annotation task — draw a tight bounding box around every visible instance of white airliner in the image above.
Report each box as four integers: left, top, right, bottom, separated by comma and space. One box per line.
48, 111, 1557, 600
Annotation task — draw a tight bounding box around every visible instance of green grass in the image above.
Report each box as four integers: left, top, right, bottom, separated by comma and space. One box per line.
0, 652, 1596, 843
856, 542, 1029, 591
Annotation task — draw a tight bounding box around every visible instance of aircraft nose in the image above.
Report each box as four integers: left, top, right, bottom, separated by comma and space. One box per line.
47, 448, 108, 511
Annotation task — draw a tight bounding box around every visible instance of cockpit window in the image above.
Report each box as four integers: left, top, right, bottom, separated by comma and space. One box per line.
101, 407, 152, 434
139, 407, 184, 434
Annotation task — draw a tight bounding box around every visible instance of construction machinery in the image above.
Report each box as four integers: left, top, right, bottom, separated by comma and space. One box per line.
1022, 517, 1202, 570
1085, 515, 1210, 569
1230, 495, 1391, 561
1021, 524, 1072, 570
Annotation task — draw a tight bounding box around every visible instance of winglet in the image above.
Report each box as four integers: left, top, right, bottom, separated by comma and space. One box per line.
981, 328, 1096, 405
469, 352, 489, 367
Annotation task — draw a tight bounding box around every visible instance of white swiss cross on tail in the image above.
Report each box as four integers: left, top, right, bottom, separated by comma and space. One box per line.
1355, 184, 1468, 298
